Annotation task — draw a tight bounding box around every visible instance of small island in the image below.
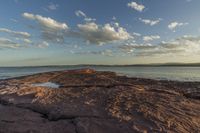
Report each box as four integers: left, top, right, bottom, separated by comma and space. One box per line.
0, 69, 199, 133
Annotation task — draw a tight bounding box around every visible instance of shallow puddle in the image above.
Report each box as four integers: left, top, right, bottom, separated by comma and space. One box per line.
32, 82, 60, 88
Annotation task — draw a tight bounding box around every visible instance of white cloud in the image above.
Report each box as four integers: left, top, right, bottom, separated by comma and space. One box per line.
0, 28, 31, 48
23, 39, 32, 44
139, 18, 162, 26
15, 38, 32, 45
36, 41, 49, 48
84, 17, 96, 22
22, 12, 68, 43
0, 28, 30, 38
23, 13, 68, 31
78, 22, 98, 32
75, 10, 96, 22
0, 38, 21, 49
22, 13, 131, 45
77, 22, 132, 44
119, 35, 200, 56
127, 2, 145, 12
168, 21, 188, 31
132, 32, 141, 37
23, 13, 35, 20
75, 10, 87, 17
143, 35, 160, 42
43, 3, 59, 11
158, 36, 200, 55
101, 49, 113, 56
119, 43, 156, 53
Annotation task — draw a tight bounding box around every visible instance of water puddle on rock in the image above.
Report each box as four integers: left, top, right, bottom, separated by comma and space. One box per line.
32, 82, 60, 88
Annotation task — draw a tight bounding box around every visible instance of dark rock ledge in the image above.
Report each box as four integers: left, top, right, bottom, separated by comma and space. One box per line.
0, 68, 200, 133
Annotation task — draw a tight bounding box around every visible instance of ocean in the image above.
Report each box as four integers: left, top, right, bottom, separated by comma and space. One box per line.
0, 66, 200, 82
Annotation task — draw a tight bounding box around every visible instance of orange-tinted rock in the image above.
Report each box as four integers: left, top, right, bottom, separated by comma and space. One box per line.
0, 69, 199, 133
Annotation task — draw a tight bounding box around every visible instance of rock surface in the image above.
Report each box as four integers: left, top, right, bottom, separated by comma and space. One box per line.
0, 68, 199, 133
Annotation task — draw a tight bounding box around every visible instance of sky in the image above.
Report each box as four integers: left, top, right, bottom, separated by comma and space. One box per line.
0, 0, 200, 66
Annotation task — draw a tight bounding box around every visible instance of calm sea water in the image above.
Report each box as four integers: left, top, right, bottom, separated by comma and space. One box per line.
0, 66, 200, 81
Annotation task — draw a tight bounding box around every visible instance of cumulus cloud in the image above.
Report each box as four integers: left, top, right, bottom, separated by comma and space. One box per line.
143, 35, 160, 42
168, 21, 188, 31
75, 10, 96, 22
23, 13, 68, 30
22, 12, 68, 43
77, 22, 132, 44
139, 18, 162, 26
22, 13, 131, 45
0, 38, 21, 49
0, 28, 30, 38
23, 39, 32, 44
0, 28, 32, 48
127, 2, 145, 12
160, 36, 200, 50
15, 38, 32, 45
118, 35, 200, 56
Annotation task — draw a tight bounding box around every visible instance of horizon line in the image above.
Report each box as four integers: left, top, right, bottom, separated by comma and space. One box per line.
1, 62, 200, 67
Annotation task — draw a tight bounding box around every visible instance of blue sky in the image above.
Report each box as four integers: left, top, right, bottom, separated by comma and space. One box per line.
0, 0, 200, 66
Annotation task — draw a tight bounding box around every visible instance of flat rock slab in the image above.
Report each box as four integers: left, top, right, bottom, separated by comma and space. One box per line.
0, 68, 200, 133
0, 105, 76, 133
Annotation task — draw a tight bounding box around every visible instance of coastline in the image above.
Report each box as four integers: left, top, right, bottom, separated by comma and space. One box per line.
0, 69, 199, 133
1, 66, 200, 82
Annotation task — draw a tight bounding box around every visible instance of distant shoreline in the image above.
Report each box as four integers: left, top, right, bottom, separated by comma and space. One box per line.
1, 63, 200, 68
1, 69, 200, 84
1, 66, 200, 82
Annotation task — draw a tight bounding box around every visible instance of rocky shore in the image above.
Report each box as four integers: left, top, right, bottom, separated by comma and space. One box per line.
0, 68, 199, 133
